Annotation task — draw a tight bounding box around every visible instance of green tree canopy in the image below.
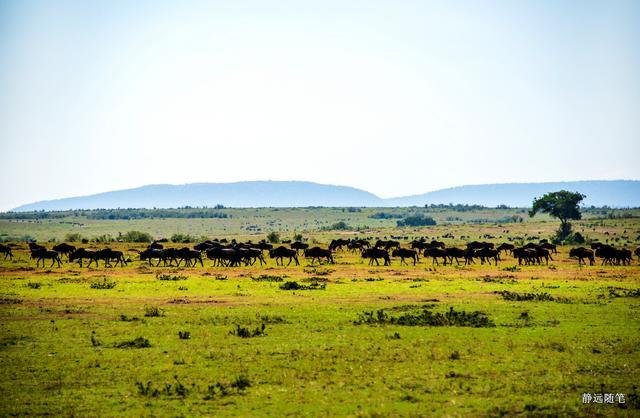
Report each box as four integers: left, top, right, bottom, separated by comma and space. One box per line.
529, 190, 585, 240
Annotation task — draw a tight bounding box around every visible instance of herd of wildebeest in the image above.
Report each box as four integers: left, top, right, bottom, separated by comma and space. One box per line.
0, 236, 638, 269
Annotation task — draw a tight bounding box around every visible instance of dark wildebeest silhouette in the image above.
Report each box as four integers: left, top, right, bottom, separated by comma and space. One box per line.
31, 248, 62, 268
69, 248, 96, 267
0, 244, 13, 260
194, 241, 218, 252
254, 242, 273, 253
96, 248, 128, 267
148, 241, 164, 250
291, 241, 309, 254
513, 247, 538, 265
474, 248, 499, 265
176, 248, 203, 267
329, 239, 350, 252
392, 248, 419, 266
362, 248, 390, 266
635, 246, 640, 264
467, 241, 494, 251
206, 247, 241, 267
496, 243, 515, 256
238, 248, 266, 266
423, 247, 448, 265
53, 243, 76, 260
540, 242, 557, 254
304, 247, 334, 264
140, 248, 167, 266
269, 246, 299, 266
28, 242, 46, 252
445, 247, 466, 265
569, 247, 595, 265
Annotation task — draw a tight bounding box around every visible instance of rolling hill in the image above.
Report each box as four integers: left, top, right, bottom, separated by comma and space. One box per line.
10, 180, 640, 211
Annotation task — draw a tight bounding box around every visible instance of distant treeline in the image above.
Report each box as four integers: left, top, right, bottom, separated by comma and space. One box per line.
0, 207, 230, 220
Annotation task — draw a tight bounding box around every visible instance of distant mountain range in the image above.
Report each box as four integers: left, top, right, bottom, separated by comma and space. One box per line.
10, 180, 640, 211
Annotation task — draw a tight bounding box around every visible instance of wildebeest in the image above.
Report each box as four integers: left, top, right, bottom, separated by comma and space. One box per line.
328, 239, 350, 252
31, 248, 62, 268
148, 241, 164, 250
95, 248, 128, 267
467, 241, 494, 251
569, 247, 595, 265
291, 241, 309, 254
391, 248, 419, 266
635, 246, 640, 263
540, 242, 557, 254
269, 246, 299, 266
496, 243, 515, 256
362, 248, 390, 266
444, 247, 466, 265
69, 248, 96, 267
474, 247, 499, 265
140, 248, 169, 266
304, 247, 334, 264
594, 244, 631, 266
375, 240, 400, 251
0, 243, 13, 260
423, 247, 448, 265
207, 247, 242, 267
53, 243, 76, 260
28, 242, 46, 252
176, 248, 203, 267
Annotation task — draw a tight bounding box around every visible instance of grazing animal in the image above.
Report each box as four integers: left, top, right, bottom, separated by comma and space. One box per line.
176, 248, 203, 267
291, 241, 309, 254
361, 248, 390, 266
496, 243, 515, 256
304, 247, 334, 264
69, 248, 96, 267
423, 247, 448, 265
53, 243, 76, 260
540, 242, 557, 254
0, 244, 13, 260
269, 246, 299, 266
474, 248, 499, 265
31, 248, 62, 268
569, 247, 595, 265
148, 241, 164, 250
328, 239, 350, 252
207, 247, 242, 267
391, 248, 419, 266
445, 247, 466, 265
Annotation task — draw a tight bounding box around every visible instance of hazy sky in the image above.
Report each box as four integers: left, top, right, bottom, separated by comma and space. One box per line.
1, 0, 639, 211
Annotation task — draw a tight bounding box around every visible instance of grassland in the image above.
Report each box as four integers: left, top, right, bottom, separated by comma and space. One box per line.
1, 208, 639, 416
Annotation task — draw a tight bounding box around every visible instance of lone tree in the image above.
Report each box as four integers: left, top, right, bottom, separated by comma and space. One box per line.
529, 190, 586, 240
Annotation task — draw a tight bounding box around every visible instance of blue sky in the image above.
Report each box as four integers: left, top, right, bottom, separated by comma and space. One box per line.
1, 0, 639, 211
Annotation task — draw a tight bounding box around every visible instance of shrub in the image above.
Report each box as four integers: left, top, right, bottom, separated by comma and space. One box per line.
64, 233, 83, 242
230, 324, 266, 338
90, 279, 116, 289
397, 214, 437, 227
115, 337, 151, 348
144, 306, 165, 317
355, 307, 495, 328
122, 230, 153, 243
170, 233, 196, 243
266, 231, 280, 244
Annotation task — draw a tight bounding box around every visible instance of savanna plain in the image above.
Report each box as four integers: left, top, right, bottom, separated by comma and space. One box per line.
1, 207, 639, 417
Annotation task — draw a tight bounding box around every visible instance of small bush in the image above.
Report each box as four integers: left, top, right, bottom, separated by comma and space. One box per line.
496, 290, 560, 302
279, 281, 326, 290
251, 275, 284, 282
122, 230, 153, 243
156, 273, 188, 281
266, 232, 280, 244
230, 324, 266, 338
144, 306, 165, 317
397, 214, 436, 227
170, 233, 196, 243
115, 337, 151, 348
178, 331, 191, 340
90, 279, 116, 289
64, 233, 83, 242
355, 307, 495, 328
26, 282, 41, 289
